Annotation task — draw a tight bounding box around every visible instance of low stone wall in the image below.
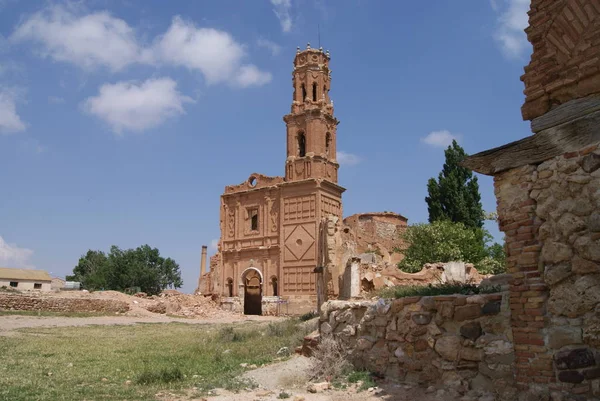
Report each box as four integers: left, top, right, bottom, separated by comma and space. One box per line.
320, 293, 515, 397
0, 294, 130, 313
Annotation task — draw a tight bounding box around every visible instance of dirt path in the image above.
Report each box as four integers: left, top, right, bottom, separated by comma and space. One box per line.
0, 314, 281, 336
156, 357, 493, 401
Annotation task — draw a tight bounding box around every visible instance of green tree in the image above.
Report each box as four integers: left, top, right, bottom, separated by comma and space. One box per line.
68, 244, 182, 295
426, 140, 484, 229
396, 220, 505, 275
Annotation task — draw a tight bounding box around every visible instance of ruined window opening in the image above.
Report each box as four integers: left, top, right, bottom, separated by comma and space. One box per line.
249, 208, 259, 231
323, 85, 327, 100
271, 276, 278, 296
301, 84, 307, 101
298, 133, 306, 157
226, 278, 234, 297
325, 132, 331, 156
34, 283, 42, 289
312, 82, 317, 101
9, 281, 17, 288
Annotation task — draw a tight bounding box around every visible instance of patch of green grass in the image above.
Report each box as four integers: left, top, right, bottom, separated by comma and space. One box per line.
376, 283, 501, 299
0, 310, 114, 318
347, 370, 376, 391
0, 319, 310, 401
298, 311, 317, 322
277, 391, 291, 399
135, 367, 183, 385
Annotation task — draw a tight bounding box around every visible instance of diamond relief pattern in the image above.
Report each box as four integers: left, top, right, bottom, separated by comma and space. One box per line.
284, 224, 314, 260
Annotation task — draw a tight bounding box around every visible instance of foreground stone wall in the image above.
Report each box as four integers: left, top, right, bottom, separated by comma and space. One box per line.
0, 294, 130, 313
495, 145, 600, 397
319, 293, 515, 398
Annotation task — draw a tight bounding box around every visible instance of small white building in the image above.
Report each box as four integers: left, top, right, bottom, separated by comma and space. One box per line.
0, 267, 52, 291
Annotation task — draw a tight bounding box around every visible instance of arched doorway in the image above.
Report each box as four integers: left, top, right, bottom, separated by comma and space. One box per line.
242, 268, 262, 315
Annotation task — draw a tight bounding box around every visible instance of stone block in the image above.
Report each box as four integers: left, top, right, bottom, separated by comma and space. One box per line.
482, 301, 501, 315
572, 256, 600, 274
584, 367, 600, 380
582, 153, 600, 173
454, 304, 482, 321
434, 335, 462, 361
554, 347, 596, 370
460, 347, 484, 362
460, 321, 483, 341
547, 326, 583, 349
411, 312, 432, 325
541, 241, 573, 264
558, 370, 585, 384
545, 263, 573, 286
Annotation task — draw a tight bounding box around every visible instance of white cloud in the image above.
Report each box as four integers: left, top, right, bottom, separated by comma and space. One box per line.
257, 38, 281, 56
492, 0, 531, 59
421, 130, 457, 148
0, 235, 34, 268
0, 90, 26, 134
152, 16, 270, 87
271, 0, 292, 33
82, 77, 193, 134
234, 65, 272, 88
209, 238, 219, 252
336, 150, 360, 166
11, 7, 271, 87
11, 4, 142, 72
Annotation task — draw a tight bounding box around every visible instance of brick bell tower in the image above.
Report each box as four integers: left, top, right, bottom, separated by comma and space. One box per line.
284, 44, 339, 183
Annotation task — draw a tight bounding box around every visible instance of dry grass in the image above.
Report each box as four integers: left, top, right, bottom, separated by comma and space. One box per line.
309, 336, 352, 381
0, 319, 310, 401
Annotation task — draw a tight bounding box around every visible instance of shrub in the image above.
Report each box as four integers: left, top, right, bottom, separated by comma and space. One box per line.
376, 282, 501, 299
299, 311, 318, 322
310, 337, 352, 381
135, 367, 183, 385
347, 370, 376, 391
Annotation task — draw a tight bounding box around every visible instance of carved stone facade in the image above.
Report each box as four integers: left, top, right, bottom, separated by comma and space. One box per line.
207, 46, 345, 315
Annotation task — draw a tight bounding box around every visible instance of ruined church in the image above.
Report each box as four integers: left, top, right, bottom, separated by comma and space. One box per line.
198, 45, 408, 314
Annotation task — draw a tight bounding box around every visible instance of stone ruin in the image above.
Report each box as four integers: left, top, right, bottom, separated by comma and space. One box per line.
319, 1, 600, 400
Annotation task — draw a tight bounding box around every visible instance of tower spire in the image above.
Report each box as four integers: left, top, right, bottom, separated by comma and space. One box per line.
283, 46, 339, 183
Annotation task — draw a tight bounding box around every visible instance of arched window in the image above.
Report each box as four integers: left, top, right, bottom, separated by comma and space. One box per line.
271, 276, 278, 296
325, 132, 331, 156
301, 84, 307, 101
298, 132, 306, 157
226, 278, 234, 297
312, 83, 317, 101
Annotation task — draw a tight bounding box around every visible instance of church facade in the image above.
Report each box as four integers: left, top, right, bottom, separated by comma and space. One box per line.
209, 45, 345, 314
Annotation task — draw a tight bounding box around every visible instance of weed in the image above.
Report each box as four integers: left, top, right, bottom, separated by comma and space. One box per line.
135, 367, 184, 385
376, 282, 502, 299
277, 391, 291, 399
347, 370, 376, 391
310, 337, 352, 381
299, 311, 317, 322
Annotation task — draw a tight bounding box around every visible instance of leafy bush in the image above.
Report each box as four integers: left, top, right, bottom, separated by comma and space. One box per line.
376, 282, 501, 299
395, 220, 505, 275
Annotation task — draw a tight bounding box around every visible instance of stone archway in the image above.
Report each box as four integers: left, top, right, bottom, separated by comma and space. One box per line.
242, 268, 262, 315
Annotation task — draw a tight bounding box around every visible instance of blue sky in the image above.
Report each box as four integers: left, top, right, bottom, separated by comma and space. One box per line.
0, 0, 532, 293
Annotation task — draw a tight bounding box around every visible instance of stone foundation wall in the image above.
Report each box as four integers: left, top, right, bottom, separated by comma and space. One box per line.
0, 294, 130, 313
496, 144, 600, 397
319, 293, 515, 398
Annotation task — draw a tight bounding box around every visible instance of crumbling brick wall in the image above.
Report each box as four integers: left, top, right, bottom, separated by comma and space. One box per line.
521, 1, 600, 120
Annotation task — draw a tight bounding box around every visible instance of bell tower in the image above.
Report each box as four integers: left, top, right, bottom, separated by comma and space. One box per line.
284, 44, 339, 183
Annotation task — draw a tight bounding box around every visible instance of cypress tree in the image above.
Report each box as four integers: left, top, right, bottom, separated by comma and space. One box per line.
425, 140, 484, 229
